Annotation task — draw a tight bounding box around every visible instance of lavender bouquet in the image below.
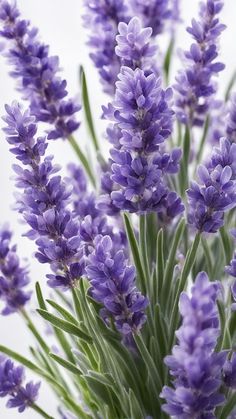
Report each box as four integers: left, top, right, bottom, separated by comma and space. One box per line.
0, 0, 236, 418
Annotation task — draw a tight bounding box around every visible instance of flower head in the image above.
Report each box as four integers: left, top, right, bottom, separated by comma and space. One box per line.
129, 0, 172, 36
0, 226, 31, 315
187, 139, 236, 233
0, 358, 40, 413
161, 272, 226, 418
86, 235, 148, 337
174, 0, 226, 126
0, 1, 80, 139
3, 103, 83, 289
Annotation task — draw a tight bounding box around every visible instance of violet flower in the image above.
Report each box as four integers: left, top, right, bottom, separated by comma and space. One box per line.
83, 0, 128, 95
2, 103, 83, 289
0, 358, 40, 413
174, 0, 226, 126
86, 235, 148, 337
0, 1, 80, 139
187, 138, 236, 233
101, 17, 183, 216
0, 226, 31, 315
161, 272, 227, 418
129, 0, 172, 36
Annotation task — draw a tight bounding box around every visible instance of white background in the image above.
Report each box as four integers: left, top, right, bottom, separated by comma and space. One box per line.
0, 0, 236, 417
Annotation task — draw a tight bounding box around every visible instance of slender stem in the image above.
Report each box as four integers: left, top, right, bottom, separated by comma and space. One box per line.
168, 232, 201, 349
68, 135, 96, 187
31, 403, 55, 419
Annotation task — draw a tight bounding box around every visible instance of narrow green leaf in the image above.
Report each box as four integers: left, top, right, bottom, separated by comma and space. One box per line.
35, 282, 47, 310
0, 345, 43, 374
169, 232, 201, 349
37, 309, 93, 343
225, 71, 236, 101
68, 135, 96, 187
179, 126, 190, 195
129, 388, 144, 419
156, 229, 164, 300
219, 392, 236, 419
50, 353, 82, 375
134, 335, 163, 394
220, 227, 233, 265
161, 219, 185, 306
83, 375, 119, 414
80, 66, 100, 152
123, 213, 147, 294
46, 299, 78, 325
164, 37, 174, 84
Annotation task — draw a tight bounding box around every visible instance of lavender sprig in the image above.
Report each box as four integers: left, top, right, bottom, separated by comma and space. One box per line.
3, 103, 83, 289
0, 0, 80, 139
102, 18, 183, 216
174, 0, 226, 126
129, 0, 172, 36
83, 0, 128, 95
0, 358, 40, 413
86, 234, 148, 338
161, 272, 227, 418
0, 226, 31, 315
187, 138, 236, 233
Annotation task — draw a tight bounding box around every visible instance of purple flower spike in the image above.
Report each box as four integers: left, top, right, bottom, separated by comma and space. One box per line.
187, 138, 236, 233
161, 272, 227, 419
83, 0, 128, 95
116, 17, 157, 72
0, 358, 40, 413
129, 0, 172, 36
86, 235, 148, 337
2, 103, 83, 290
0, 1, 80, 139
174, 0, 226, 126
0, 226, 31, 315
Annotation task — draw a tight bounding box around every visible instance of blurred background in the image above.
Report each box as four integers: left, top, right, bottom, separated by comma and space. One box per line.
0, 0, 236, 417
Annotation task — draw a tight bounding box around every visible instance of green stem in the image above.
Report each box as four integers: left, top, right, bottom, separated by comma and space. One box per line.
68, 135, 96, 187
168, 232, 201, 349
31, 404, 55, 419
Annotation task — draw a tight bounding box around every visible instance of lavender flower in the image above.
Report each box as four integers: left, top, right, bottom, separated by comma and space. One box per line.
0, 226, 31, 315
104, 66, 182, 213
174, 0, 226, 126
226, 93, 236, 143
83, 0, 128, 95
0, 1, 80, 139
187, 138, 236, 233
161, 272, 226, 418
129, 0, 172, 36
0, 358, 40, 413
86, 235, 148, 337
115, 17, 157, 73
3, 103, 83, 289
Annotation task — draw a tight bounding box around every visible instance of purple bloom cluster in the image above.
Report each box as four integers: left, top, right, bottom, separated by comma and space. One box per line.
101, 18, 184, 216
115, 17, 157, 73
83, 0, 128, 95
3, 103, 83, 289
0, 226, 31, 315
129, 0, 172, 36
0, 358, 40, 413
86, 235, 148, 337
174, 0, 226, 126
187, 138, 236, 233
104, 68, 183, 214
0, 1, 80, 139
161, 272, 226, 418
